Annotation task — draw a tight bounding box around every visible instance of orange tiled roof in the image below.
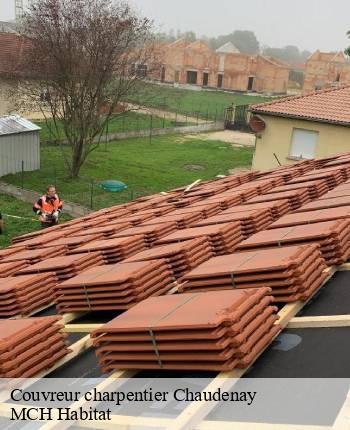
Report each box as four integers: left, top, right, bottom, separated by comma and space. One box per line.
250, 86, 350, 126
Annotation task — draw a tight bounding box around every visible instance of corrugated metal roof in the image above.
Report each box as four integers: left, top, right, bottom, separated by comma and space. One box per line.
0, 116, 41, 136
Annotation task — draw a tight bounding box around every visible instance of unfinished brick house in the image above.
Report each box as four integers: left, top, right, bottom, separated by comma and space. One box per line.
156, 39, 289, 95
303, 50, 350, 93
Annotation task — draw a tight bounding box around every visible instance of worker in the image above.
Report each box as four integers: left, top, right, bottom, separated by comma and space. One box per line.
33, 185, 63, 228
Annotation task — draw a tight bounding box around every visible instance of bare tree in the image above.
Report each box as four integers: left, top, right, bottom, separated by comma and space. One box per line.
12, 0, 156, 178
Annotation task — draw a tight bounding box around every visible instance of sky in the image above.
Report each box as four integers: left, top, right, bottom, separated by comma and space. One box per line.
1, 0, 350, 52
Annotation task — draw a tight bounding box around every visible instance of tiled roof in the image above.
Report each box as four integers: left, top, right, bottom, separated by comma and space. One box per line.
250, 86, 350, 126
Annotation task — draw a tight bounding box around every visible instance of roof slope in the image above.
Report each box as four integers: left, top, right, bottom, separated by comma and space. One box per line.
216, 42, 240, 54
0, 116, 41, 136
250, 86, 350, 126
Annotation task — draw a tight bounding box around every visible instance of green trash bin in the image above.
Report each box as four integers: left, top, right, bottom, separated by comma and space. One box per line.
100, 180, 127, 193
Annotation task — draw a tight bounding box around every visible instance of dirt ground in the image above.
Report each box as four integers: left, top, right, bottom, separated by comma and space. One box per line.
185, 130, 256, 147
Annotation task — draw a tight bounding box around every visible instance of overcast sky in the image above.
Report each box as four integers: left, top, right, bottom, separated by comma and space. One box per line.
1, 0, 350, 52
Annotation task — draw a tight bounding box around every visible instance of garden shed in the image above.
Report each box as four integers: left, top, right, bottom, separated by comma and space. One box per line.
0, 115, 41, 177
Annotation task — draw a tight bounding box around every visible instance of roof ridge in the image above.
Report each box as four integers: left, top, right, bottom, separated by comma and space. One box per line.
251, 85, 350, 110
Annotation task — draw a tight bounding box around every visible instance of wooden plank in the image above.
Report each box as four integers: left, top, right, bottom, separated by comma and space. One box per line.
338, 263, 350, 271
62, 312, 87, 324
64, 323, 102, 333
184, 179, 201, 193
39, 370, 137, 430
288, 315, 350, 329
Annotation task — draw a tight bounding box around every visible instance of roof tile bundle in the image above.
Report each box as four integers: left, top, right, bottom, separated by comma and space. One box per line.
246, 189, 311, 210
111, 222, 178, 247
0, 273, 58, 317
268, 207, 350, 229
0, 317, 69, 377
287, 170, 345, 189
40, 233, 104, 250
314, 166, 350, 181
0, 261, 28, 277
141, 211, 204, 229
105, 213, 155, 227
124, 237, 214, 279
167, 195, 204, 208
70, 222, 132, 238
156, 222, 243, 255
236, 219, 350, 266
69, 236, 146, 264
0, 246, 66, 265
318, 184, 350, 199
10, 231, 64, 249
54, 260, 175, 312
0, 246, 25, 260
180, 245, 327, 302
91, 289, 281, 372
17, 252, 105, 280
170, 202, 223, 218
223, 200, 290, 220
194, 209, 273, 238
295, 196, 350, 212
204, 192, 242, 209
266, 179, 329, 200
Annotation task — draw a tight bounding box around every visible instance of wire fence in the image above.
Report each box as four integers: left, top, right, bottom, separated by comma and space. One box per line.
37, 109, 220, 145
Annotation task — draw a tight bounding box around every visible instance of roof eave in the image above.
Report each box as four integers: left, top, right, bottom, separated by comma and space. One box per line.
249, 110, 350, 128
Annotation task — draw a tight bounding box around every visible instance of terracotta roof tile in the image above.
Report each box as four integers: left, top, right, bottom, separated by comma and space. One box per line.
251, 86, 350, 126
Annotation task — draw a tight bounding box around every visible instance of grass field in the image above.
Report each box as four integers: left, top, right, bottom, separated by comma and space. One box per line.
126, 82, 274, 120
3, 134, 254, 209
36, 111, 183, 142
0, 194, 71, 248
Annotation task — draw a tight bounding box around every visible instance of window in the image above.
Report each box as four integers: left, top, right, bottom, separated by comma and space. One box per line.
289, 128, 318, 159
187, 70, 198, 84
202, 72, 209, 86
217, 74, 223, 88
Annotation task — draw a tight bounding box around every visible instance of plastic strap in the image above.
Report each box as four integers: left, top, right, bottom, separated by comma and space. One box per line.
82, 284, 92, 311
148, 329, 163, 368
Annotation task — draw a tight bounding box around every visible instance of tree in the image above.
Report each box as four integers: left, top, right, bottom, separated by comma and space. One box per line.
12, 0, 154, 178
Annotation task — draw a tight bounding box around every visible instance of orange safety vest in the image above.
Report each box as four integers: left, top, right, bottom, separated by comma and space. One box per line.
35, 194, 62, 213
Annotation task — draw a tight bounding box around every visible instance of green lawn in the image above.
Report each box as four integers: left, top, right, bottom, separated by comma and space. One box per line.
3, 134, 254, 210
35, 111, 186, 142
0, 194, 71, 247
126, 82, 274, 120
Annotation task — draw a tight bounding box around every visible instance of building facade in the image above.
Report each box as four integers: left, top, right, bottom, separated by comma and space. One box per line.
156, 39, 290, 95
250, 86, 350, 171
303, 51, 350, 94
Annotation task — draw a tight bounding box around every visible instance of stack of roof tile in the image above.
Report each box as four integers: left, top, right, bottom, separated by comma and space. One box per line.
0, 246, 25, 260
266, 179, 329, 200
268, 207, 350, 229
223, 200, 290, 220
295, 196, 350, 212
39, 233, 104, 251
204, 193, 242, 210
17, 252, 105, 281
246, 189, 311, 210
318, 182, 350, 199
0, 261, 28, 277
10, 231, 64, 250
0, 317, 69, 377
0, 246, 66, 265
54, 260, 175, 312
141, 211, 204, 229
236, 219, 350, 266
0, 273, 58, 317
170, 202, 222, 218
69, 236, 146, 264
124, 237, 214, 279
105, 213, 155, 227
69, 223, 132, 239
194, 209, 273, 238
315, 166, 350, 181
287, 170, 344, 189
111, 222, 178, 247
180, 245, 327, 302
156, 222, 243, 255
91, 289, 281, 372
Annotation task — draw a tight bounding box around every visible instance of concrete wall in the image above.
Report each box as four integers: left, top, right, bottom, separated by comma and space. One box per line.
252, 114, 350, 171
0, 181, 90, 218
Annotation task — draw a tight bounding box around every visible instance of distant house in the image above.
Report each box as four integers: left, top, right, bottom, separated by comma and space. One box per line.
156, 38, 290, 95
250, 86, 350, 170
303, 50, 350, 94
0, 115, 41, 177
